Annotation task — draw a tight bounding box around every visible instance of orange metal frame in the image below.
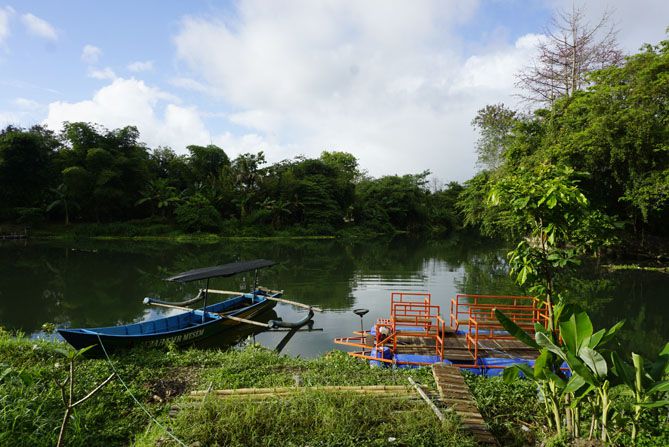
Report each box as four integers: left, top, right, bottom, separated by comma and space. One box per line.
333, 292, 552, 368
451, 294, 550, 362
333, 292, 446, 365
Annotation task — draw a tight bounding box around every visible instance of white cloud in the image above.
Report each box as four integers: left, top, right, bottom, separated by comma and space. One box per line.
87, 67, 117, 80
81, 44, 101, 63
21, 13, 57, 41
173, 0, 532, 181
169, 76, 220, 95
13, 97, 41, 110
0, 6, 14, 46
127, 60, 153, 72
44, 77, 212, 152
451, 34, 546, 94
168, 0, 669, 181
0, 111, 20, 126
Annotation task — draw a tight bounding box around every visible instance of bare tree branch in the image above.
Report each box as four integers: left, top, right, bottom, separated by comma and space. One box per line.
516, 4, 624, 106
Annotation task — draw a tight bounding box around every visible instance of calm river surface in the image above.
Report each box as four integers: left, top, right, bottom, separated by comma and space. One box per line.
0, 236, 666, 357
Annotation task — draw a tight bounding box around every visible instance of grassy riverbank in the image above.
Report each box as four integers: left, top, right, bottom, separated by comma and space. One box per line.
2, 331, 479, 447
24, 220, 400, 243
2, 330, 668, 446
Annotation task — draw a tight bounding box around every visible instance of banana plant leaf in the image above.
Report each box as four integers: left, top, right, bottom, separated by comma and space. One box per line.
579, 347, 608, 378
559, 311, 593, 354
639, 400, 669, 409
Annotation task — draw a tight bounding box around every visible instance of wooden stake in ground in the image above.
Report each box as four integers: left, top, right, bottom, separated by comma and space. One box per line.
55, 346, 115, 447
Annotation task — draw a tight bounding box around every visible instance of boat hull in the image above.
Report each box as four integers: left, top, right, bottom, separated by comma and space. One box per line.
58, 292, 278, 353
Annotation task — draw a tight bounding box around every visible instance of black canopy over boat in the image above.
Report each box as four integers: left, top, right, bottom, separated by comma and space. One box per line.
57, 259, 315, 353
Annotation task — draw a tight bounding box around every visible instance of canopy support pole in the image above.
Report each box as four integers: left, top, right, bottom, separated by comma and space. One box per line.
202, 278, 209, 323
252, 269, 258, 301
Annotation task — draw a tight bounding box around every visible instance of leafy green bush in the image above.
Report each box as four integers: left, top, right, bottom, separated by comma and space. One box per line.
14, 207, 45, 225
174, 193, 222, 232
466, 374, 541, 446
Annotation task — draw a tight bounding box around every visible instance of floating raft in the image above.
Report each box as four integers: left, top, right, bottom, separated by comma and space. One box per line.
334, 292, 549, 375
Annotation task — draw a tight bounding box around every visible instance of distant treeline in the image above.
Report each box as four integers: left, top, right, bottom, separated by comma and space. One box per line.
0, 123, 462, 236
2, 37, 667, 242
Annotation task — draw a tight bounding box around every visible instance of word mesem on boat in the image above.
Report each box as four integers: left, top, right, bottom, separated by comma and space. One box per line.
333, 291, 551, 376
57, 259, 317, 353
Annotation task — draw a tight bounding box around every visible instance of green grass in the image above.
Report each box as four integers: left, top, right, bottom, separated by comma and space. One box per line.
2, 331, 666, 446
465, 373, 542, 446
135, 391, 473, 447
0, 332, 463, 447
602, 264, 669, 273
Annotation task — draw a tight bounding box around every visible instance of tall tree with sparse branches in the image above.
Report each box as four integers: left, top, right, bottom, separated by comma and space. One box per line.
516, 4, 624, 105
471, 103, 517, 171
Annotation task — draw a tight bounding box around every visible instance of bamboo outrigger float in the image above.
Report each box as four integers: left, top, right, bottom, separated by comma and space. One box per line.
333, 291, 551, 376
58, 259, 317, 353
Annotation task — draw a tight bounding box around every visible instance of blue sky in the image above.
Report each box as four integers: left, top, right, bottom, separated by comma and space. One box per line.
1, 1, 667, 182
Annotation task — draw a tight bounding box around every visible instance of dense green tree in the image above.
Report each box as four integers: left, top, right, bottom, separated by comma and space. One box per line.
320, 151, 361, 183
292, 159, 343, 231
355, 172, 430, 233
148, 147, 190, 190
56, 123, 150, 221
232, 152, 266, 219
135, 178, 180, 217
428, 182, 463, 234
0, 125, 59, 217
174, 193, 222, 232
187, 144, 230, 182
46, 184, 77, 225
464, 35, 669, 240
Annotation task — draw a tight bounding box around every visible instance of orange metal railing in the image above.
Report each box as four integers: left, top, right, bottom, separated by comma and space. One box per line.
449, 294, 547, 330
453, 294, 550, 363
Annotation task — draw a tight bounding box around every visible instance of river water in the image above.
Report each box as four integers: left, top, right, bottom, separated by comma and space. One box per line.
0, 236, 666, 358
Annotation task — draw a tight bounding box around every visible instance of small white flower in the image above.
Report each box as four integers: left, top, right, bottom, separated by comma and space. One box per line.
388, 437, 397, 443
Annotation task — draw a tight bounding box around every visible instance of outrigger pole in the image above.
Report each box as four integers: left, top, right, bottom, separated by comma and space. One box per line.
204, 288, 323, 312
144, 300, 270, 328
158, 259, 317, 329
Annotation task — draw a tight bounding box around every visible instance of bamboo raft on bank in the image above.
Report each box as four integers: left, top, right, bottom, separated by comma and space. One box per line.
189, 385, 418, 400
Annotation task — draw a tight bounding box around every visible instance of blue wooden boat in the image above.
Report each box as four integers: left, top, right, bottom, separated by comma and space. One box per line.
57, 259, 312, 353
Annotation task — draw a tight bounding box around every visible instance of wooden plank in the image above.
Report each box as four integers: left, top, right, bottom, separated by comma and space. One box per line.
191, 385, 412, 396
432, 364, 498, 446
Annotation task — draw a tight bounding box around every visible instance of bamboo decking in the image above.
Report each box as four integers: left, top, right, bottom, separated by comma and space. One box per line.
432, 363, 498, 446
187, 373, 499, 446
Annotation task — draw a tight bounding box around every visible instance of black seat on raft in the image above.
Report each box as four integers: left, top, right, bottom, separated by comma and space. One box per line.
353, 308, 369, 317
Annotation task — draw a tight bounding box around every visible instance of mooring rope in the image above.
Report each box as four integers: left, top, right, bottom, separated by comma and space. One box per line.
95, 334, 188, 447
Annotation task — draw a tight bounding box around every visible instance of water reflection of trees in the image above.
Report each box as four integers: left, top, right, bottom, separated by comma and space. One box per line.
453, 246, 667, 357
455, 249, 519, 295
1, 237, 665, 357
559, 265, 667, 357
